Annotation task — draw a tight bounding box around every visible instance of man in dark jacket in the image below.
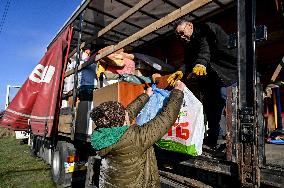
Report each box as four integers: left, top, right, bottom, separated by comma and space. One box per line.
90, 81, 185, 187
168, 20, 238, 147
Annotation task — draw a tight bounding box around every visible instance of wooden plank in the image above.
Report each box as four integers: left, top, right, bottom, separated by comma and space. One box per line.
81, 0, 153, 49
95, 0, 212, 61
65, 0, 212, 77
68, 0, 153, 58
270, 56, 284, 82
98, 0, 152, 35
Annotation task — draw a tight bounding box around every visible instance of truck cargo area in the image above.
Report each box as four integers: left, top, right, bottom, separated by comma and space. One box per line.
56, 0, 284, 186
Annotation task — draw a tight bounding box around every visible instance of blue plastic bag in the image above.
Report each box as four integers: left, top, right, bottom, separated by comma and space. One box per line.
136, 84, 170, 126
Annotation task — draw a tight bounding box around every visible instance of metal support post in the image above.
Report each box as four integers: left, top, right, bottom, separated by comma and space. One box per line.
71, 11, 85, 140
237, 0, 260, 187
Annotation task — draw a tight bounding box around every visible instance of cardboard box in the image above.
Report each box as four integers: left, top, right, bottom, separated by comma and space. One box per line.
58, 114, 72, 134
93, 82, 145, 107
156, 75, 171, 89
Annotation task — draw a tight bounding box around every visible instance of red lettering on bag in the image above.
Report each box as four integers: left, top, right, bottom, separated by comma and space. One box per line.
167, 123, 177, 136
167, 122, 190, 140
177, 122, 190, 140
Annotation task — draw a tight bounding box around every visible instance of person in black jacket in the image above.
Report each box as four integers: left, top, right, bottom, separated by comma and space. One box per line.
168, 20, 238, 147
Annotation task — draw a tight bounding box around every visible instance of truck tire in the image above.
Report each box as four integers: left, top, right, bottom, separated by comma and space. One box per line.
29, 134, 37, 157
45, 146, 52, 165
30, 135, 52, 165
40, 137, 52, 165
52, 141, 74, 186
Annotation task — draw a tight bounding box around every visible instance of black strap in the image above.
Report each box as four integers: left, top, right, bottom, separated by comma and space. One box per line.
99, 72, 104, 88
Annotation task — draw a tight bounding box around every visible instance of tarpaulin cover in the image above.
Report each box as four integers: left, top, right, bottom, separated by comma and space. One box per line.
0, 26, 72, 137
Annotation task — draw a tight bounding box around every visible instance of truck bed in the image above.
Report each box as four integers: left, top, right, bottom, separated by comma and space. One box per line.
156, 144, 284, 187
265, 144, 284, 167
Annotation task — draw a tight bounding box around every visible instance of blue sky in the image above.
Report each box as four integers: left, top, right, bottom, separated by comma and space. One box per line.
0, 0, 81, 110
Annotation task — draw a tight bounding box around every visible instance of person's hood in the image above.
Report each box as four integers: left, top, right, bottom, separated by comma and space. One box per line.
91, 125, 130, 152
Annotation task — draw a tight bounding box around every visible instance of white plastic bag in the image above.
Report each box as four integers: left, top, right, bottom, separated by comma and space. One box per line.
156, 87, 204, 156
137, 86, 205, 156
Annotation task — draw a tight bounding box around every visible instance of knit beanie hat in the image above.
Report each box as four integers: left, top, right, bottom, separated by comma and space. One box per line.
90, 101, 126, 128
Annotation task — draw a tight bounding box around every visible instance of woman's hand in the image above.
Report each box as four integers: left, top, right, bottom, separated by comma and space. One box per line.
145, 87, 153, 97
174, 80, 186, 91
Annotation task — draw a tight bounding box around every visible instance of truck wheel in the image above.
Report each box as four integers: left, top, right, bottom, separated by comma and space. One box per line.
45, 146, 52, 165
52, 141, 74, 186
29, 135, 37, 157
